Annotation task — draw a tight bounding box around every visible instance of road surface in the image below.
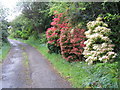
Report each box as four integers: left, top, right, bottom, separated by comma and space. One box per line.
1, 39, 71, 88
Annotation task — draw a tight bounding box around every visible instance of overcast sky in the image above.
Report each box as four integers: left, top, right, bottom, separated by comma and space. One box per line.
0, 0, 21, 21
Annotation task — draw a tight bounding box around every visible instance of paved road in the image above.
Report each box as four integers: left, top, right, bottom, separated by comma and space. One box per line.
2, 39, 71, 88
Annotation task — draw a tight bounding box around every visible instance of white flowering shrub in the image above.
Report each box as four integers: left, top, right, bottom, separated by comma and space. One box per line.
83, 17, 117, 65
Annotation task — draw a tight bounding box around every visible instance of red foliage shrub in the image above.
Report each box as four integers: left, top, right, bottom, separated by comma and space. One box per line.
46, 12, 65, 53
60, 27, 86, 62
46, 11, 86, 62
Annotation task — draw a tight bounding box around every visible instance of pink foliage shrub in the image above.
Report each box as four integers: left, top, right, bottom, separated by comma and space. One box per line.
60, 26, 86, 62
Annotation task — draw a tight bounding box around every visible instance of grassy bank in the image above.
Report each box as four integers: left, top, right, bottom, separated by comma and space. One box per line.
14, 37, 119, 88
0, 43, 11, 63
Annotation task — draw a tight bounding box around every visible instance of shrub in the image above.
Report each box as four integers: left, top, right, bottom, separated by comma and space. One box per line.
46, 27, 61, 54
60, 26, 86, 62
0, 20, 9, 44
46, 12, 64, 54
83, 17, 117, 65
101, 13, 120, 53
47, 11, 86, 61
39, 32, 47, 44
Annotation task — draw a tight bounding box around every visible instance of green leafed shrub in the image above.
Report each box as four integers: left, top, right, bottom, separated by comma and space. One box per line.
101, 13, 120, 53
0, 20, 9, 44
39, 33, 47, 44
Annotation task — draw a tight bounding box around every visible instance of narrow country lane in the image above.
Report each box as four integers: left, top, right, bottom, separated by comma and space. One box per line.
2, 39, 31, 88
2, 39, 71, 88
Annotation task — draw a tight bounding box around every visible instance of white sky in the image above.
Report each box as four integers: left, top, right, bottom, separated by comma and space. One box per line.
0, 0, 21, 21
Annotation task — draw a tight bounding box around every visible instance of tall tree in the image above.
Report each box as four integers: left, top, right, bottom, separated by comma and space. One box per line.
21, 2, 51, 37
0, 4, 9, 45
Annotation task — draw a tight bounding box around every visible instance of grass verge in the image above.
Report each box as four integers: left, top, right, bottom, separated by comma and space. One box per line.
0, 43, 11, 63
13, 37, 119, 88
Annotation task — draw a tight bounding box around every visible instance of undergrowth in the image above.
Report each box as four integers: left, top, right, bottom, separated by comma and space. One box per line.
0, 43, 11, 62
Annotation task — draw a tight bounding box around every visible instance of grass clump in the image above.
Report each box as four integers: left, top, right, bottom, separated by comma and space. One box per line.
22, 52, 29, 67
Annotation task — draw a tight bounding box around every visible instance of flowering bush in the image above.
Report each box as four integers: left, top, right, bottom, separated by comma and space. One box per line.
83, 17, 117, 65
46, 12, 64, 53
60, 26, 86, 62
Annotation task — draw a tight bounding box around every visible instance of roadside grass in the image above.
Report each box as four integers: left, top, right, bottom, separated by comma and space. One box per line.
36, 45, 119, 88
0, 43, 11, 63
11, 37, 119, 88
